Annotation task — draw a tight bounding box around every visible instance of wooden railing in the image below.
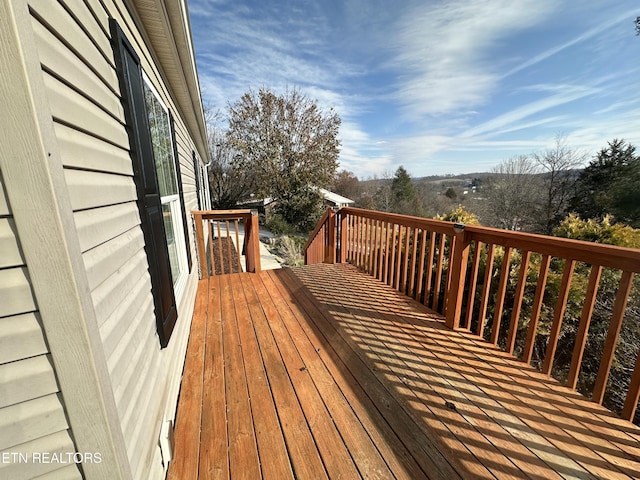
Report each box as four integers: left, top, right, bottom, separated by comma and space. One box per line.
192, 210, 261, 277
304, 208, 336, 265
305, 207, 640, 422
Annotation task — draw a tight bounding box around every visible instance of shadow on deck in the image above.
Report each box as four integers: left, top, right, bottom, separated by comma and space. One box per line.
168, 263, 640, 480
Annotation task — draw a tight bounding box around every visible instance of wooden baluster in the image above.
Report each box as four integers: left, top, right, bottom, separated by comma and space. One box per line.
358, 218, 365, 270
542, 259, 576, 374
360, 217, 367, 272
208, 219, 215, 277
444, 236, 454, 313
463, 241, 482, 330
225, 220, 232, 274
328, 210, 336, 264
320, 223, 324, 263
389, 225, 397, 287
505, 251, 531, 354
522, 255, 551, 364
356, 216, 363, 268
234, 219, 240, 272
476, 244, 496, 337
622, 345, 640, 421
345, 215, 352, 263
351, 216, 357, 266
383, 223, 391, 284
567, 265, 602, 389
592, 270, 635, 404
423, 231, 436, 308
216, 220, 223, 274
339, 212, 348, 263
415, 229, 427, 302
372, 219, 379, 278
409, 228, 419, 298
366, 217, 373, 274
401, 226, 411, 294
375, 220, 383, 280
394, 226, 404, 290
352, 215, 357, 264
433, 234, 446, 312
489, 246, 513, 345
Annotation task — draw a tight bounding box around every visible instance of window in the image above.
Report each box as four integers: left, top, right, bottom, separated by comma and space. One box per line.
110, 19, 186, 347
193, 151, 210, 211
142, 77, 188, 298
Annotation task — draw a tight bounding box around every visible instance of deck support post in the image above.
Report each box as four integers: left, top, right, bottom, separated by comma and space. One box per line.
445, 226, 471, 330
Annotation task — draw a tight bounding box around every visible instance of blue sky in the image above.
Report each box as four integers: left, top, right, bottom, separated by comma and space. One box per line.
188, 0, 640, 178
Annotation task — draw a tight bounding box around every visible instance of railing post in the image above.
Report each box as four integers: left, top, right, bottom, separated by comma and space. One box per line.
325, 209, 336, 264
339, 210, 348, 263
244, 210, 261, 273
192, 211, 206, 279
445, 224, 471, 330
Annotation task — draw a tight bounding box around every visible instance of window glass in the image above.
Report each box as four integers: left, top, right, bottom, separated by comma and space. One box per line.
144, 83, 178, 197
162, 203, 180, 281
142, 77, 186, 289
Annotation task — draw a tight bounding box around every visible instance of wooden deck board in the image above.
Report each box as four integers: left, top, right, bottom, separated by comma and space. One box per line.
238, 273, 360, 479
169, 263, 640, 480
228, 274, 293, 480
198, 275, 228, 480
167, 279, 208, 480
219, 274, 261, 479
253, 271, 400, 480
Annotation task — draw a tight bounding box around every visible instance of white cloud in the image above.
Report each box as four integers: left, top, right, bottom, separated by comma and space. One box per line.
189, 0, 640, 178
460, 85, 598, 138
502, 10, 637, 78
389, 0, 559, 119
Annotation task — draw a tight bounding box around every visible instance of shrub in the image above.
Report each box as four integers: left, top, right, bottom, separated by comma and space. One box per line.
273, 235, 304, 266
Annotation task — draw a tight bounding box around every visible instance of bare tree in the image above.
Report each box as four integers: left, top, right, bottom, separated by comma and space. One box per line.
484, 155, 542, 231
532, 135, 586, 234
332, 170, 362, 202
207, 127, 253, 209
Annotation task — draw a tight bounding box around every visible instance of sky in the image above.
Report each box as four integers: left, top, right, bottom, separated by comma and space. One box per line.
188, 0, 640, 178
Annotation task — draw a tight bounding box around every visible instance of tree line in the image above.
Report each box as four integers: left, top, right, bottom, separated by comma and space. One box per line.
332, 136, 639, 231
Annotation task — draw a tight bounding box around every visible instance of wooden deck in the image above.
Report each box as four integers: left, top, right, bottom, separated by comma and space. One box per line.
168, 263, 640, 480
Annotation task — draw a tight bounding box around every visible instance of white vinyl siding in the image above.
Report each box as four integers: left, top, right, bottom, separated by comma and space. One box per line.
21, 0, 205, 478
0, 176, 80, 479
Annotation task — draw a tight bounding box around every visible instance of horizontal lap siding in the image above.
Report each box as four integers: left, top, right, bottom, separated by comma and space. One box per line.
0, 175, 81, 479
28, 0, 203, 478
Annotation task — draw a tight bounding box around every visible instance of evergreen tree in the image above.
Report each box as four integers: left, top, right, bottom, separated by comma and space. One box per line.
391, 166, 416, 205
570, 139, 639, 225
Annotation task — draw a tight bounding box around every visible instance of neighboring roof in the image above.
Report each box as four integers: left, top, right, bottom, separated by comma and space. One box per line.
132, 0, 210, 164
238, 189, 355, 208
237, 197, 275, 207
318, 188, 355, 206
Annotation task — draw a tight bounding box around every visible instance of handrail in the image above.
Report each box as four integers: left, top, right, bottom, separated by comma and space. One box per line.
304, 208, 336, 265
192, 209, 261, 277
305, 206, 640, 422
